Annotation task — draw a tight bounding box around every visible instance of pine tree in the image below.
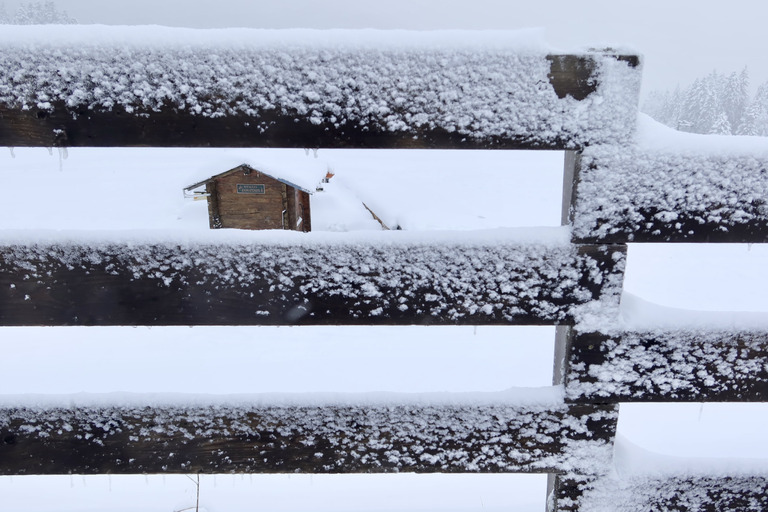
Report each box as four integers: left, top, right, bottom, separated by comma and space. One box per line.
709, 110, 731, 135
680, 76, 721, 133
737, 102, 760, 136
754, 82, 768, 136
721, 68, 749, 133
678, 78, 702, 132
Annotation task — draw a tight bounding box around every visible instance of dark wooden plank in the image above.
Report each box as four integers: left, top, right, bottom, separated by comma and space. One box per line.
0, 241, 626, 326
562, 329, 768, 402
0, 402, 617, 475
560, 151, 581, 226
570, 146, 768, 243
0, 48, 641, 149
546, 55, 639, 102
580, 476, 768, 511
547, 474, 598, 512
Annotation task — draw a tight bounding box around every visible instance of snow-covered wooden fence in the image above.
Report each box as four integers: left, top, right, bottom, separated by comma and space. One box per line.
1, 28, 767, 512
0, 241, 624, 325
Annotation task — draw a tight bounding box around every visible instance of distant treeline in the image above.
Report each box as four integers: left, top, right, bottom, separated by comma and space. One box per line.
0, 1, 76, 24
643, 68, 768, 136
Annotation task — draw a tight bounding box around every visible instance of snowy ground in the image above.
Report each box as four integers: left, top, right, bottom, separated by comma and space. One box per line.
0, 474, 544, 512
0, 144, 767, 511
0, 147, 563, 231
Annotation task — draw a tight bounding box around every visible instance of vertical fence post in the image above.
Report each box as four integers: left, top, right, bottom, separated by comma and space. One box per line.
561, 150, 582, 226
553, 325, 573, 386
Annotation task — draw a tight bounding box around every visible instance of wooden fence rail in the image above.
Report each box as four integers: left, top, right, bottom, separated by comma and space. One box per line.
568, 146, 768, 243
0, 402, 616, 475
0, 28, 766, 512
560, 328, 768, 402
0, 241, 624, 326
0, 45, 640, 149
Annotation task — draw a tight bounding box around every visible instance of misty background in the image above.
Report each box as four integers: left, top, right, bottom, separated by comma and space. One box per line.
2, 0, 766, 95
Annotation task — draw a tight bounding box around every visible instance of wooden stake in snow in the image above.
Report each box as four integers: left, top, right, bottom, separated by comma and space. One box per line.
362, 202, 390, 230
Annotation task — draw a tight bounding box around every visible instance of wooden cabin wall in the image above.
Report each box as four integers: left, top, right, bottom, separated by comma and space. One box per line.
285, 185, 298, 231
299, 190, 311, 232
205, 181, 221, 229
283, 186, 311, 232
214, 170, 286, 230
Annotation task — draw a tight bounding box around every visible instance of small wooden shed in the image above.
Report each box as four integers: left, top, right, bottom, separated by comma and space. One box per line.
184, 164, 312, 231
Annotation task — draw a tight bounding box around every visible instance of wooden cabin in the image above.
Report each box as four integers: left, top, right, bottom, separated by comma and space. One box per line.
184, 164, 312, 231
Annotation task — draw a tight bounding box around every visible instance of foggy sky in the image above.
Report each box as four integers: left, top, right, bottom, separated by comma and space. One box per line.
4, 0, 766, 98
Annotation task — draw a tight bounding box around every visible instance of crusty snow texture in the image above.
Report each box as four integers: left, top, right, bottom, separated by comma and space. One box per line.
0, 28, 641, 146
565, 330, 768, 401
579, 475, 768, 512
0, 403, 615, 475
1, 241, 625, 324
573, 146, 768, 241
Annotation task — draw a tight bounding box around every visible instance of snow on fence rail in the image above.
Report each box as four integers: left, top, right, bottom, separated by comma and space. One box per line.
0, 400, 616, 476
569, 142, 768, 243
559, 329, 768, 402
1, 26, 767, 512
0, 27, 641, 149
0, 237, 625, 326
579, 475, 768, 511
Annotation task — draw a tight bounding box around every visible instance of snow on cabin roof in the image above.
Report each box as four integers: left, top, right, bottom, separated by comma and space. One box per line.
185, 164, 315, 195
183, 152, 329, 195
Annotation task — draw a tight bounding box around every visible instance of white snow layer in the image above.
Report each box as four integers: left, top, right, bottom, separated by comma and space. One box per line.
0, 27, 641, 146
0, 326, 555, 394
573, 115, 768, 241
0, 474, 546, 512
0, 147, 564, 231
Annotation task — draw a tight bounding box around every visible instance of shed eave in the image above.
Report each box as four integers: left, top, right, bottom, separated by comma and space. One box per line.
183, 163, 314, 195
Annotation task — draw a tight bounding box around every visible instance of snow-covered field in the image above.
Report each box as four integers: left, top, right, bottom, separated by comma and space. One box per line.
0, 473, 544, 512
1, 131, 767, 511
0, 147, 563, 232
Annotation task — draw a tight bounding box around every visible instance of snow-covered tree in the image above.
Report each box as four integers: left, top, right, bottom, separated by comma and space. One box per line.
751, 82, 768, 137
719, 68, 749, 133
643, 67, 766, 136
679, 76, 720, 134
709, 110, 731, 135
737, 102, 760, 136
0, 1, 76, 24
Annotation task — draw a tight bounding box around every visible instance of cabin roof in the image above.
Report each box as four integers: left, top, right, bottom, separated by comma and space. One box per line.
184, 164, 314, 195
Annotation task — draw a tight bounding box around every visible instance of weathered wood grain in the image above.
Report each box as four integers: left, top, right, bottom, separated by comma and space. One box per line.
0, 105, 542, 149
560, 329, 768, 402
0, 403, 617, 475
0, 241, 625, 326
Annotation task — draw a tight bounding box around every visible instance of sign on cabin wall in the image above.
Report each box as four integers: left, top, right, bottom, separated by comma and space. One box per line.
237, 184, 265, 194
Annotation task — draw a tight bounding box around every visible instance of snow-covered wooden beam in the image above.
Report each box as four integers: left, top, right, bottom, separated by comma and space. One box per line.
577, 475, 768, 511
0, 236, 625, 326
547, 474, 597, 512
557, 328, 768, 402
569, 144, 768, 243
0, 400, 617, 475
0, 27, 641, 149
